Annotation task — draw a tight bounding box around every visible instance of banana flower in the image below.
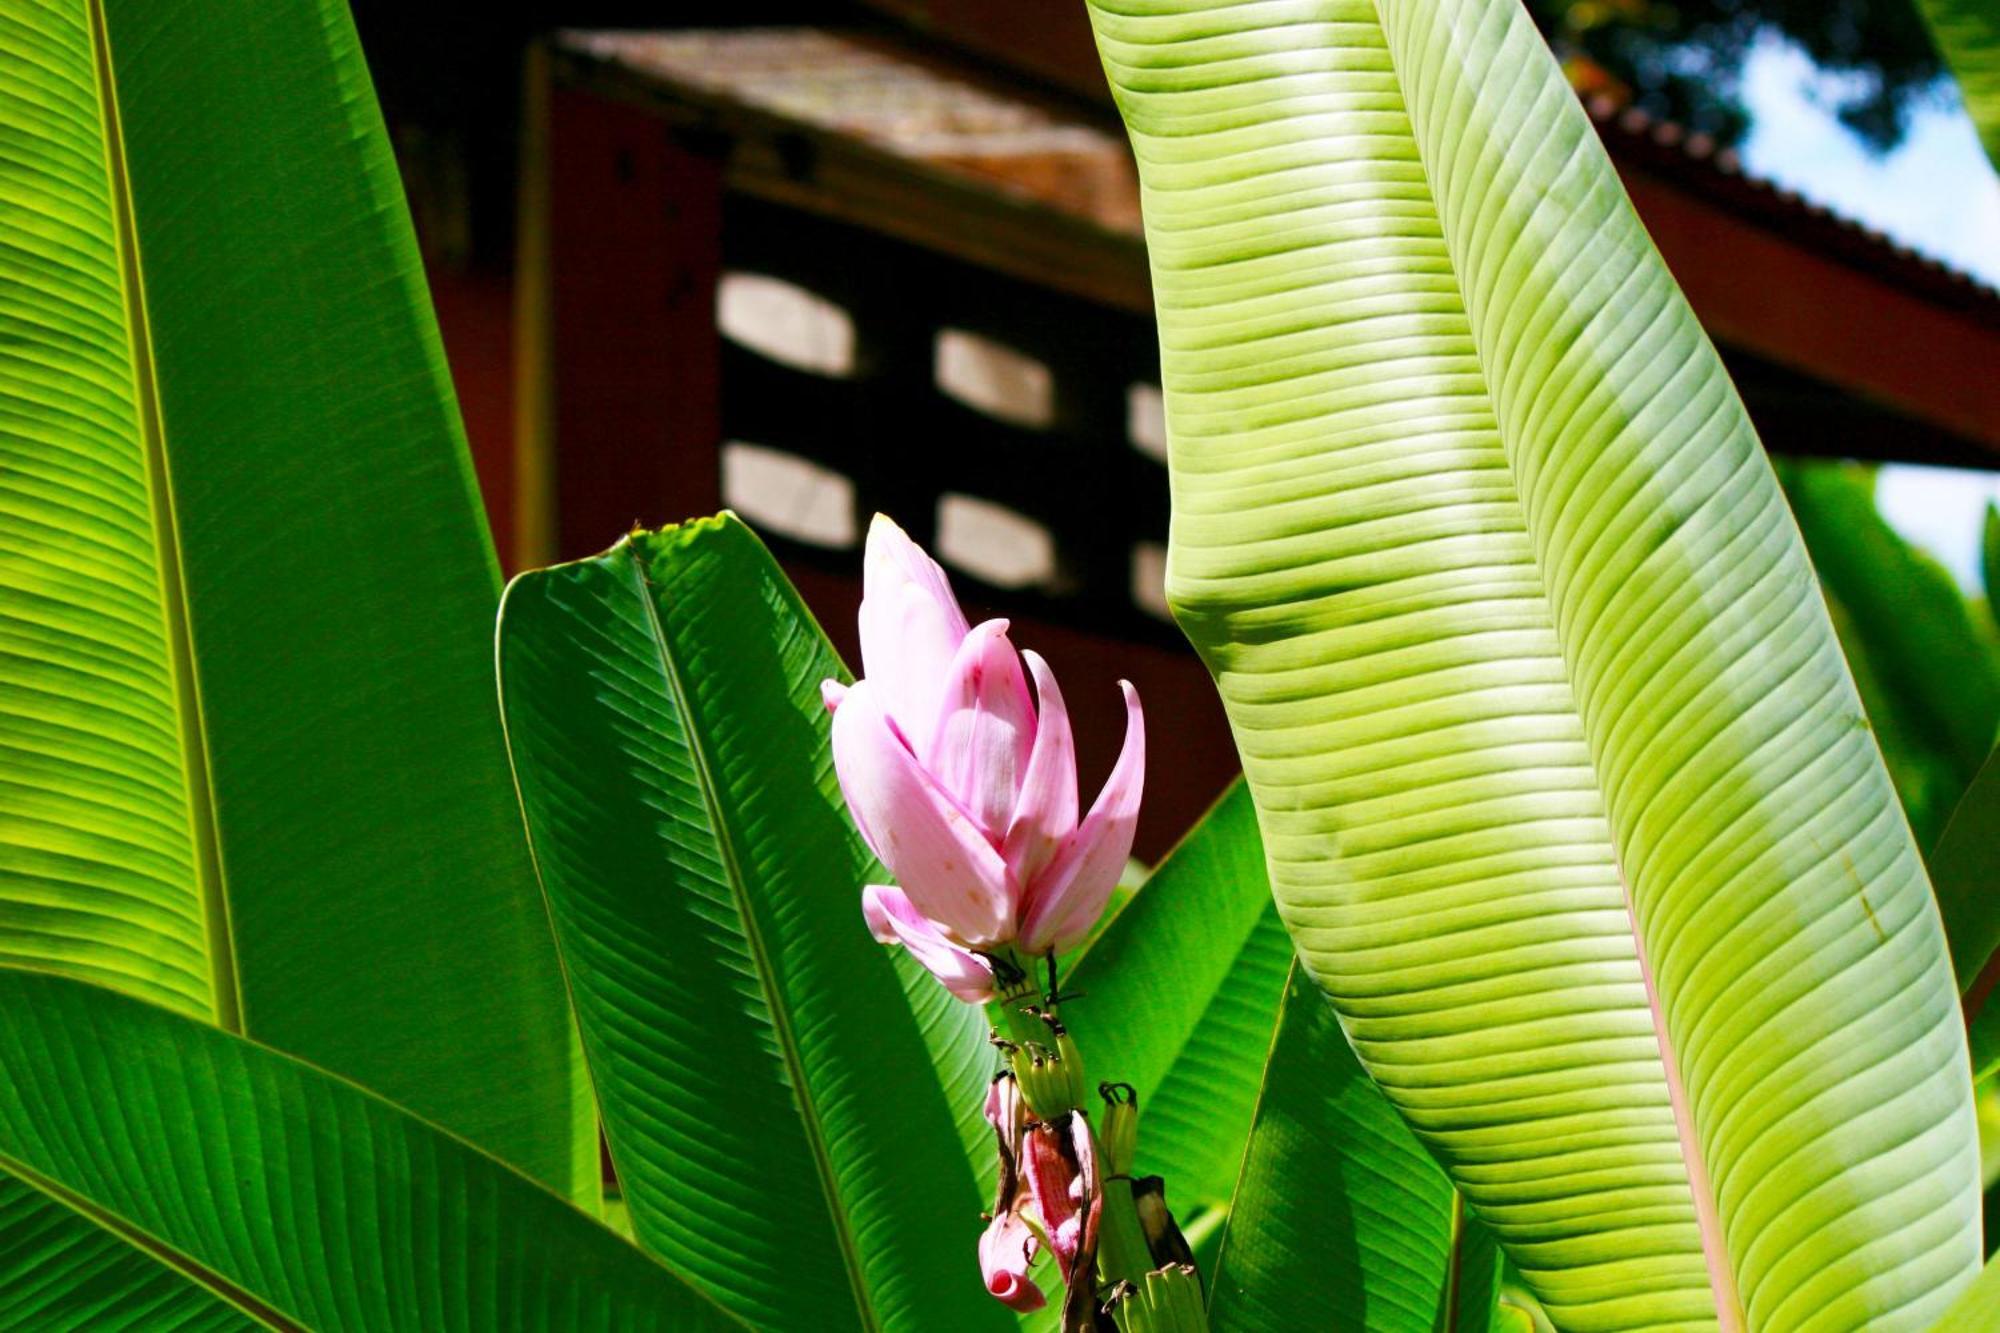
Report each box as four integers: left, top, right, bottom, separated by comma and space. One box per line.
979, 1073, 1046, 1313
824, 516, 1144, 1001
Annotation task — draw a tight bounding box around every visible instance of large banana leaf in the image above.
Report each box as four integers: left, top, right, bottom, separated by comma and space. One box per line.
0, 1172, 256, 1332
495, 516, 1006, 1332
1209, 964, 1499, 1332
1083, 0, 1979, 1327
1915, 0, 2000, 170
0, 0, 587, 1193
0, 966, 735, 1330
1067, 781, 1293, 1210
1818, 591, 1961, 854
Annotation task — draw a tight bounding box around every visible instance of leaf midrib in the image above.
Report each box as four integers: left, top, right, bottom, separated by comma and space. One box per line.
0, 1151, 295, 1330
1360, 10, 1746, 1320
85, 0, 238, 1032
619, 540, 880, 1333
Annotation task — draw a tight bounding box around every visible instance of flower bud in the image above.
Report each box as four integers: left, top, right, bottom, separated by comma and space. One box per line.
1099, 1083, 1138, 1178
829, 518, 1145, 1002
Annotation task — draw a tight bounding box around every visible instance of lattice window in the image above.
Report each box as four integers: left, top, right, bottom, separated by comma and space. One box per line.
715, 198, 1174, 640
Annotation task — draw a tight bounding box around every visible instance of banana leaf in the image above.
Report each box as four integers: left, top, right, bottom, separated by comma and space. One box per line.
1082, 0, 1979, 1325
0, 0, 588, 1194
1915, 0, 2000, 171
496, 516, 1005, 1332
0, 967, 734, 1330
1209, 965, 1500, 1332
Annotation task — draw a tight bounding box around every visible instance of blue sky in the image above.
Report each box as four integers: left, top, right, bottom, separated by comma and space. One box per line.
1735, 36, 2000, 594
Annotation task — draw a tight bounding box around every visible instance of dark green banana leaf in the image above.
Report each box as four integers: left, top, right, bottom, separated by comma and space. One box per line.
1208, 966, 1500, 1332
0, 967, 736, 1331
496, 516, 1006, 1332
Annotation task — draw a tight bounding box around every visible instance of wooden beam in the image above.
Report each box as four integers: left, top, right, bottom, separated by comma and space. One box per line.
548, 30, 2000, 466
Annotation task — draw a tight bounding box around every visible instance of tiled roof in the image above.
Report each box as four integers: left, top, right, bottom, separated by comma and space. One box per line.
564, 27, 2000, 321
1586, 95, 2000, 319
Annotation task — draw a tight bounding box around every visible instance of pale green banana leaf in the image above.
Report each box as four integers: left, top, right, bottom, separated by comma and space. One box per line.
1818, 589, 1961, 854
1067, 780, 1294, 1210
1933, 1250, 2000, 1333
1915, 0, 2000, 172
1083, 0, 1978, 1327
1209, 963, 1499, 1332
0, 0, 588, 1193
495, 516, 1006, 1332
1775, 460, 1995, 852
0, 967, 737, 1330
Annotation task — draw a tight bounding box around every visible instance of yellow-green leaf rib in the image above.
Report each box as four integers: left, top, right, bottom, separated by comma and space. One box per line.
0, 0, 210, 1019
0, 0, 593, 1197
1082, 0, 1979, 1327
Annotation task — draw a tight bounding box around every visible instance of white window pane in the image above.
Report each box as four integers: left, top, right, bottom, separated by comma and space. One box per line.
1127, 383, 1167, 461
718, 272, 855, 377
722, 443, 857, 548
936, 494, 1057, 589
935, 329, 1053, 429
1131, 542, 1171, 620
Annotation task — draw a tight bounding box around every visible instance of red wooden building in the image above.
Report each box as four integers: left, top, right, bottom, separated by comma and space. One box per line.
364, 1, 2000, 857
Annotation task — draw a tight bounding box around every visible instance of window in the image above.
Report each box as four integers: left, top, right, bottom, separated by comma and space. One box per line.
936, 493, 1057, 588
1131, 542, 1171, 620
1128, 383, 1167, 461
935, 329, 1054, 428
718, 272, 856, 377
722, 443, 857, 547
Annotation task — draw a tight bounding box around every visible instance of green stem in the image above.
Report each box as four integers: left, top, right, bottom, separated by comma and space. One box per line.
1097, 1176, 1155, 1287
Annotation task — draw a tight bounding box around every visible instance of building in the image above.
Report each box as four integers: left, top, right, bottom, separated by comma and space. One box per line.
359, 1, 2000, 855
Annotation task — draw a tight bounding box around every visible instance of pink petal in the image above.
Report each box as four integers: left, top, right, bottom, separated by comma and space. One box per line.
1002, 651, 1079, 888
859, 883, 904, 944
927, 620, 1036, 837
857, 516, 969, 755
821, 679, 848, 713
978, 1210, 1047, 1312
1022, 1113, 1101, 1287
1017, 682, 1144, 955
985, 1070, 1029, 1145
1023, 1124, 1080, 1281
861, 884, 997, 1002
865, 514, 967, 634
830, 683, 1020, 946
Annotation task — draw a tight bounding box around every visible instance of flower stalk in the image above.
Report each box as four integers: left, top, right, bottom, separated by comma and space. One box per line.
824, 516, 1203, 1326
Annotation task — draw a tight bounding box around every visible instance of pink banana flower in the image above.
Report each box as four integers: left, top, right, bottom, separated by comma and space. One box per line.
979, 1073, 1046, 1313
823, 516, 1145, 1002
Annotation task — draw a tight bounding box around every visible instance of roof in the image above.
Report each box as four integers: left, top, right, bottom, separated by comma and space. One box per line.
1585, 96, 2000, 326
553, 25, 2000, 457
561, 26, 2000, 322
